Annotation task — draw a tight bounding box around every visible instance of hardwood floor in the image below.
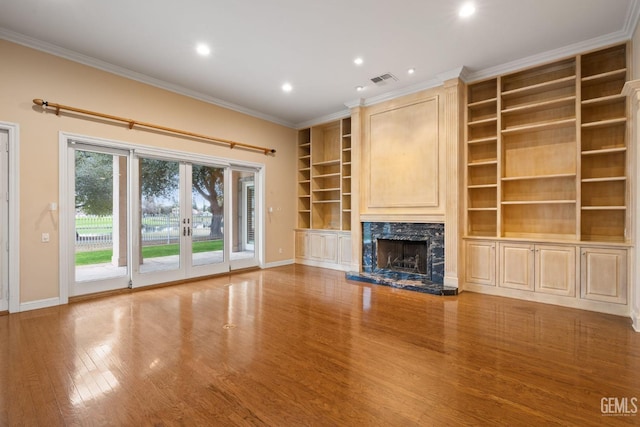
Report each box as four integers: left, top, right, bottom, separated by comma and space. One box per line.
0, 265, 638, 426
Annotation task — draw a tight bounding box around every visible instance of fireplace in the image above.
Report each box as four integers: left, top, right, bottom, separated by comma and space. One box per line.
376, 238, 429, 275
347, 222, 456, 295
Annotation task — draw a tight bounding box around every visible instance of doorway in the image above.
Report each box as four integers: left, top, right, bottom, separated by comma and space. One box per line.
62, 135, 262, 298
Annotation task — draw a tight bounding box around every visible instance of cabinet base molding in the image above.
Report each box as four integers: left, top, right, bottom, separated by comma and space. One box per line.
295, 258, 351, 272
463, 282, 629, 317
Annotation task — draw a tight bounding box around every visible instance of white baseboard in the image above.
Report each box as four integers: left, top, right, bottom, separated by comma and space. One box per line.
263, 259, 295, 269
444, 275, 459, 289
20, 297, 61, 312
632, 309, 640, 332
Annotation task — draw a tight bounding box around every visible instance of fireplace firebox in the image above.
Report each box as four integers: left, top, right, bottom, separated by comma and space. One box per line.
376, 238, 429, 275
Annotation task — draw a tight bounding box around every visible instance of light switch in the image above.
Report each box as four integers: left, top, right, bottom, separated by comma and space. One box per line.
41, 233, 50, 243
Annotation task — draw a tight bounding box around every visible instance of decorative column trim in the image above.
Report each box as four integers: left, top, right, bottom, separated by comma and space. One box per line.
623, 80, 640, 331
442, 78, 462, 288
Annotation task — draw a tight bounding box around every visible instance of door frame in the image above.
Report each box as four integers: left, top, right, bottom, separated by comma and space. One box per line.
59, 132, 265, 301
0, 122, 20, 313
66, 142, 133, 297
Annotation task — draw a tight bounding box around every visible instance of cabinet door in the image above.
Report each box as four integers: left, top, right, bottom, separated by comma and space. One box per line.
499, 243, 534, 291
535, 245, 576, 297
322, 233, 338, 263
339, 234, 352, 265
309, 233, 325, 260
580, 247, 627, 304
465, 240, 496, 286
295, 231, 309, 259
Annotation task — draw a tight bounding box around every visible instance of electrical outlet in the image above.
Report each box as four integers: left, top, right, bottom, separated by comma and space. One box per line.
278, 247, 283, 254
41, 233, 50, 243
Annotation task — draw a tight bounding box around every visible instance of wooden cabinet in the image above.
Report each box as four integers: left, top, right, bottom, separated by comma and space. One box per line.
580, 247, 627, 304
499, 243, 576, 296
295, 229, 351, 272
465, 240, 496, 286
296, 118, 352, 271
309, 232, 338, 263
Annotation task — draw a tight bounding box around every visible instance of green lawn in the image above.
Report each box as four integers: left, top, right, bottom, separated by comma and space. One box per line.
75, 240, 223, 266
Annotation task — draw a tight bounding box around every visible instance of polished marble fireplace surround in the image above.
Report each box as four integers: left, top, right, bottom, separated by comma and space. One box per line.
347, 222, 457, 296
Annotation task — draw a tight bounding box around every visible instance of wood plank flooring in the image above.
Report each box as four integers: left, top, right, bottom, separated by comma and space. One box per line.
0, 264, 639, 426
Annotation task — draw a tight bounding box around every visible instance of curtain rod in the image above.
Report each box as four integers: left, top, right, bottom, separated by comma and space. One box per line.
32, 98, 276, 155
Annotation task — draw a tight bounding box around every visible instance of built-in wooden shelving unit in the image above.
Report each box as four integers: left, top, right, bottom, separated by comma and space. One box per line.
465, 43, 628, 243
296, 118, 352, 231
463, 43, 630, 315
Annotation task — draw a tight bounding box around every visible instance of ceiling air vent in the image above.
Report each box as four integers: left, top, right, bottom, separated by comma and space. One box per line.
370, 72, 398, 86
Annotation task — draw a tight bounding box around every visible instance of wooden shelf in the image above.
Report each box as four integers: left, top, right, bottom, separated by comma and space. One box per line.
468, 97, 497, 108
502, 173, 575, 181
313, 187, 340, 192
501, 96, 575, 115
581, 94, 625, 106
468, 136, 498, 144
502, 200, 576, 205
468, 117, 497, 127
501, 75, 575, 98
581, 206, 626, 210
313, 172, 340, 179
581, 117, 626, 129
313, 159, 340, 166
502, 118, 576, 135
581, 147, 626, 156
468, 183, 498, 189
468, 207, 498, 211
581, 68, 626, 83
468, 160, 498, 167
581, 176, 626, 183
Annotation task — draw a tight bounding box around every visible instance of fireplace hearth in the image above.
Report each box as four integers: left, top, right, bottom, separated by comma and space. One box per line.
346, 222, 457, 296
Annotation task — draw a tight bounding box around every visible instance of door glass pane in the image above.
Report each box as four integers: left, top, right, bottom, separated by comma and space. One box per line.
75, 150, 128, 282
191, 164, 225, 267
139, 158, 181, 274
231, 170, 255, 261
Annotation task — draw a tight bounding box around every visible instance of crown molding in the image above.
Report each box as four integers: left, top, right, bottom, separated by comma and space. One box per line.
465, 29, 634, 83
0, 28, 297, 128
294, 109, 351, 130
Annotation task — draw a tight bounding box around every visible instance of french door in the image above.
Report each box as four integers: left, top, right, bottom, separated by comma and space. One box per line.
132, 157, 230, 286
65, 136, 261, 297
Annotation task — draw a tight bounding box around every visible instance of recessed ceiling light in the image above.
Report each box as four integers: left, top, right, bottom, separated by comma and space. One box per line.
408, 68, 416, 75
354, 57, 364, 66
356, 86, 364, 91
282, 83, 293, 93
459, 2, 476, 18
196, 43, 211, 56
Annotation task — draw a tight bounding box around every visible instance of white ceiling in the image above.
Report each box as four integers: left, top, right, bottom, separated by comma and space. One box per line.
0, 0, 638, 128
